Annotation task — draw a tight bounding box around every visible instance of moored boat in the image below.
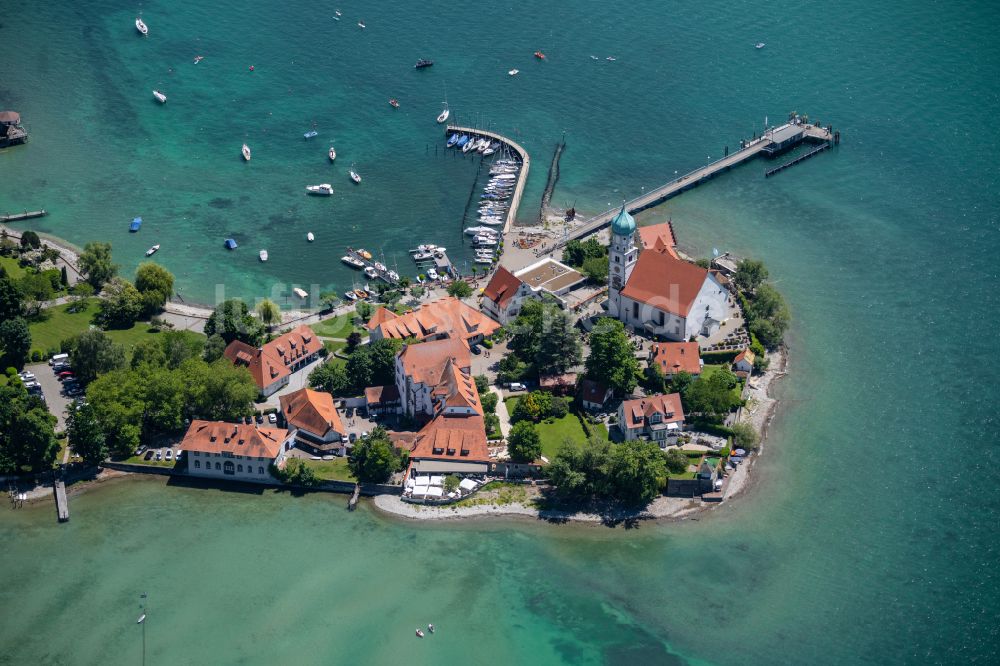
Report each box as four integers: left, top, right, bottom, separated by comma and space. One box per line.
437, 106, 450, 123
307, 232, 315, 242
455, 135, 470, 148
446, 133, 461, 147
293, 287, 308, 299
304, 130, 319, 139
224, 238, 238, 250
364, 266, 378, 279
153, 90, 167, 103
306, 183, 334, 195
755, 42, 766, 49
145, 244, 160, 257
343, 291, 358, 301
414, 59, 434, 69
129, 217, 142, 232
328, 146, 336, 162
242, 143, 251, 161
136, 17, 148, 35
462, 138, 477, 153
356, 248, 373, 260
259, 250, 268, 262
508, 69, 519, 76
389, 98, 400, 108
350, 170, 362, 184
427, 268, 438, 280
341, 255, 364, 269
534, 51, 545, 59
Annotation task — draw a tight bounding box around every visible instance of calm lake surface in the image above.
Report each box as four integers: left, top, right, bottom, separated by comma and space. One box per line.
2, 0, 999, 663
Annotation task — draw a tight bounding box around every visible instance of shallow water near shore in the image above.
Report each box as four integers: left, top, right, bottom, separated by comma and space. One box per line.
3, 0, 1000, 663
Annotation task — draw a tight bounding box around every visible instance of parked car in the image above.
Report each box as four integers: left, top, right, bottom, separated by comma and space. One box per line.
58, 371, 74, 379
134, 445, 147, 457
165, 450, 173, 461
175, 451, 183, 461
508, 382, 527, 392
345, 407, 354, 418
155, 451, 162, 461
255, 414, 264, 424
267, 413, 277, 424
348, 432, 357, 443
244, 415, 252, 424
470, 345, 481, 355
144, 450, 154, 461
19, 371, 36, 381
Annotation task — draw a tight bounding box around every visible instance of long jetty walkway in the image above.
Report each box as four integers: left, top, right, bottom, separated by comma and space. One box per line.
446, 125, 530, 233
555, 122, 834, 248
1, 209, 47, 222
54, 479, 69, 522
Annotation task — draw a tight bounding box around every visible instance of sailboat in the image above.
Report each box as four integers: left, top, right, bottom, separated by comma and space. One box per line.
136, 17, 148, 35
152, 90, 167, 103
328, 146, 337, 162
242, 143, 251, 161
349, 165, 362, 184
436, 104, 450, 123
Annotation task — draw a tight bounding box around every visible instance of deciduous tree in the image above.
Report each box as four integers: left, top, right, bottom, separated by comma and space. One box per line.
349, 427, 402, 482
204, 299, 263, 345
0, 317, 31, 368
78, 242, 118, 289
446, 280, 473, 298
735, 259, 769, 294
96, 277, 143, 328
256, 299, 280, 332
508, 421, 541, 462
134, 262, 175, 316
70, 329, 126, 384
66, 402, 108, 465
585, 318, 639, 397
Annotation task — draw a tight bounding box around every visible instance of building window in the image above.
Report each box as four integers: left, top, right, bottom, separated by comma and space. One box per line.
215, 462, 221, 470
615, 256, 620, 263
223, 461, 235, 475
258, 467, 264, 475
237, 464, 243, 472
633, 302, 639, 319
194, 460, 200, 469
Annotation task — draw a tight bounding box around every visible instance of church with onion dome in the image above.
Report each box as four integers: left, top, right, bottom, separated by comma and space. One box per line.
606, 205, 730, 341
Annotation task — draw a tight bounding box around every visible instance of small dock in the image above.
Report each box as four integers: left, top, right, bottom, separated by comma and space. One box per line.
557, 121, 835, 248
1, 209, 47, 222
54, 479, 69, 522
765, 142, 830, 178
446, 125, 531, 233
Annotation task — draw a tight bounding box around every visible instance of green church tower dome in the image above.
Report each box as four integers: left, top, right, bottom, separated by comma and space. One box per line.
610, 204, 636, 235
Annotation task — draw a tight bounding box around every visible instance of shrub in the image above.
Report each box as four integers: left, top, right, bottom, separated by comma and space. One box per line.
30, 349, 43, 362
482, 338, 494, 349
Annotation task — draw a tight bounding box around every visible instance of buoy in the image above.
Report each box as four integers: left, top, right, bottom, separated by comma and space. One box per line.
249, 65, 255, 71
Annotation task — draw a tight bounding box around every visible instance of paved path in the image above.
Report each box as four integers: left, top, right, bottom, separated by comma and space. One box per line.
491, 387, 511, 438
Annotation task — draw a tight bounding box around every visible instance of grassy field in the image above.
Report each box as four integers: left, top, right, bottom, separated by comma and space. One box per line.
122, 453, 178, 468
504, 397, 608, 459
302, 457, 356, 482
28, 299, 203, 356
0, 256, 28, 279
310, 315, 363, 339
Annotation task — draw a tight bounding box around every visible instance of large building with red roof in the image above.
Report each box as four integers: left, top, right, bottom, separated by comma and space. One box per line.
394, 338, 479, 418
616, 393, 685, 445
179, 420, 294, 481
279, 388, 346, 450
367, 296, 500, 348
649, 341, 703, 378
480, 258, 585, 324
223, 325, 324, 397
606, 206, 729, 341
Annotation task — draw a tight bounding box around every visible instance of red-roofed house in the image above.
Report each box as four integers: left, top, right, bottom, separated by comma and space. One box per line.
394, 338, 477, 418
579, 379, 612, 412
369, 296, 499, 347
480, 259, 586, 324
223, 325, 324, 397
179, 420, 294, 481
649, 342, 703, 378
406, 413, 491, 476
732, 349, 756, 377
616, 393, 685, 446
279, 388, 345, 450
606, 206, 728, 341
481, 266, 527, 323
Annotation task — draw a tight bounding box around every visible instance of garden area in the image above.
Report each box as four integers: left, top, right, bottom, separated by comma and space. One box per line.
301, 456, 357, 482
310, 315, 365, 340
27, 298, 166, 356
504, 395, 608, 459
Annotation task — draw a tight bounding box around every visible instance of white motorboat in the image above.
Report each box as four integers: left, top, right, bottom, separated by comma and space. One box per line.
152, 90, 167, 103
329, 146, 337, 162
436, 106, 450, 123
136, 17, 148, 35
508, 69, 519, 76
307, 232, 315, 242
493, 173, 517, 179
341, 255, 364, 269
373, 261, 386, 272
306, 183, 334, 195
462, 139, 476, 153
145, 244, 160, 257
293, 288, 308, 299
477, 138, 491, 153
427, 268, 439, 280
364, 266, 378, 279
358, 20, 366, 28
606, 56, 617, 61
464, 226, 495, 235
412, 251, 434, 260
350, 170, 362, 184
755, 42, 766, 49
474, 256, 493, 264
414, 244, 444, 253
343, 291, 358, 301
474, 235, 498, 246
259, 250, 268, 262
242, 143, 251, 161
387, 270, 400, 281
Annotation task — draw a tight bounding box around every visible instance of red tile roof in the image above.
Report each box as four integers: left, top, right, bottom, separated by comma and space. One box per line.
620, 393, 685, 430
638, 222, 679, 258
364, 384, 400, 405
482, 266, 523, 310
223, 325, 323, 390
179, 420, 289, 459
620, 252, 709, 317
373, 297, 499, 345
408, 414, 490, 462
579, 379, 610, 405
650, 342, 702, 376
433, 359, 483, 415
397, 338, 471, 386
734, 349, 755, 365
279, 388, 344, 439
366, 306, 399, 331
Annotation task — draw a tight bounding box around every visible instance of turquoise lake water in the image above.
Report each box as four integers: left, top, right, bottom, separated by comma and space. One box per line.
2, 0, 999, 663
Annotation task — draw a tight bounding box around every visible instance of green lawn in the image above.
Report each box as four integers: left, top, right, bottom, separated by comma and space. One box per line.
0, 256, 27, 279
302, 457, 356, 482
668, 450, 706, 479
311, 315, 363, 339
699, 364, 744, 400
122, 454, 177, 468
28, 298, 203, 357
505, 397, 608, 459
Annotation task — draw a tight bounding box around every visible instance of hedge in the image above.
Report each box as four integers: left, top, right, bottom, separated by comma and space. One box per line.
701, 349, 741, 364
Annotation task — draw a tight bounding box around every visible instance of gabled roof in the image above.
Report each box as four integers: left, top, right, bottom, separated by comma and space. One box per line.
223, 325, 324, 390
432, 358, 483, 415
408, 414, 490, 462
279, 388, 344, 438
373, 297, 499, 344
179, 420, 289, 459
620, 393, 685, 430
734, 349, 755, 365
482, 266, 523, 310
650, 342, 702, 376
579, 378, 611, 405
366, 306, 399, 331
620, 252, 710, 317
397, 338, 471, 387
637, 222, 679, 258
364, 384, 400, 405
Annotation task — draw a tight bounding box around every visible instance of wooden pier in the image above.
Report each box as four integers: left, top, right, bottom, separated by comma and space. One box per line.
54, 479, 69, 522
446, 125, 530, 233
765, 142, 830, 178
1, 209, 47, 222
556, 122, 834, 248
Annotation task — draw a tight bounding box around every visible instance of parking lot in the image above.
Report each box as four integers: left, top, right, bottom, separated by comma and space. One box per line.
23, 362, 74, 430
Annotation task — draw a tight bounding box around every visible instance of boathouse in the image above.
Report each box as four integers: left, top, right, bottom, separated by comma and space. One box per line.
0, 111, 27, 146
